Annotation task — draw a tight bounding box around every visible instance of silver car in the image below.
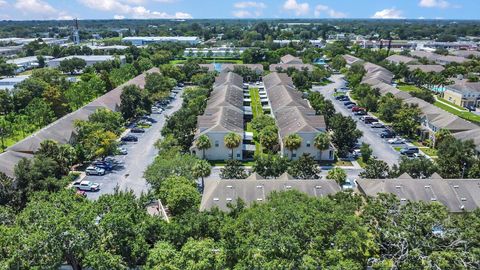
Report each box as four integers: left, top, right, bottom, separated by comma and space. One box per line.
73, 180, 100, 191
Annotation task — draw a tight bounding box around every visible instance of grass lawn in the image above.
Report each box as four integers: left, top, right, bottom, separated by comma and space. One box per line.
437, 97, 470, 111
335, 159, 353, 166
208, 160, 255, 167
247, 87, 264, 153
434, 100, 480, 124
393, 146, 403, 152
356, 158, 367, 168
333, 92, 345, 97
398, 84, 422, 92
420, 147, 438, 157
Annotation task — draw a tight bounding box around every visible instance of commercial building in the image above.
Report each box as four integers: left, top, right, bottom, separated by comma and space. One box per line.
47, 55, 126, 68
183, 47, 246, 57
263, 72, 333, 161
354, 40, 417, 51
443, 80, 480, 108
122, 36, 200, 46
0, 75, 30, 91
0, 68, 160, 178
0, 46, 23, 57
7, 56, 53, 73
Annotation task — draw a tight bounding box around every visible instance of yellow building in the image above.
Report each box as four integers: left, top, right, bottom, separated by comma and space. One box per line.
443, 81, 480, 108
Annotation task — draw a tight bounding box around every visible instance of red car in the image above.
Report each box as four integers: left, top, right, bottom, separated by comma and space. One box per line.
351, 106, 366, 112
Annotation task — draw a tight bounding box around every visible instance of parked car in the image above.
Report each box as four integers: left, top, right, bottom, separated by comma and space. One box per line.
117, 147, 128, 155
335, 95, 346, 100
121, 135, 138, 142
338, 96, 350, 101
346, 104, 356, 109
85, 166, 106, 176
138, 120, 152, 126
351, 106, 365, 112
388, 137, 406, 144
380, 130, 396, 138
370, 122, 385, 128
73, 180, 100, 191
363, 117, 378, 124
400, 146, 419, 155
354, 110, 367, 116
344, 101, 356, 106
92, 160, 113, 171
131, 127, 145, 133
351, 149, 362, 159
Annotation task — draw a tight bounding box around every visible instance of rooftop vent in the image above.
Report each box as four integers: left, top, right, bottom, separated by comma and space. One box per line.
213, 198, 219, 201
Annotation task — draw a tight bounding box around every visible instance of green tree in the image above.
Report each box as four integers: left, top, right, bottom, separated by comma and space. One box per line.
390, 156, 437, 179
360, 143, 373, 163
178, 238, 226, 270
378, 93, 403, 122
327, 167, 347, 185
224, 132, 242, 159
195, 135, 211, 159
220, 159, 248, 179
329, 114, 363, 157
314, 132, 331, 160
145, 152, 199, 190
288, 153, 320, 179
392, 104, 421, 138
193, 160, 211, 190
0, 117, 12, 150
250, 115, 276, 133
436, 136, 476, 178
253, 154, 289, 178
359, 159, 390, 179
145, 241, 180, 270
158, 176, 200, 216
284, 133, 302, 160
331, 55, 347, 70
120, 84, 151, 120
59, 57, 87, 74
259, 125, 279, 153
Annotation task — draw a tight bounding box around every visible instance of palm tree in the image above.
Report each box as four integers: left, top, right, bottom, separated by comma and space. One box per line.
196, 135, 211, 159
193, 160, 211, 190
284, 134, 302, 160
224, 132, 242, 159
314, 133, 331, 160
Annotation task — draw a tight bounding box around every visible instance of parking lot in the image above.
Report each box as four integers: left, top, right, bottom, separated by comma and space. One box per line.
313, 75, 403, 166
82, 89, 184, 200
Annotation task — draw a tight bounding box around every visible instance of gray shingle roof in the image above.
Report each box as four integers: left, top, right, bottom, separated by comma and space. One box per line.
280, 54, 303, 64
221, 64, 263, 73
343, 54, 363, 66
0, 151, 33, 178
269, 64, 314, 72
263, 72, 294, 89
206, 84, 244, 111
274, 106, 326, 138
266, 84, 309, 112
197, 106, 244, 135
213, 72, 243, 88
410, 51, 468, 65
200, 178, 341, 211
407, 65, 445, 73
386, 54, 416, 64
356, 178, 480, 213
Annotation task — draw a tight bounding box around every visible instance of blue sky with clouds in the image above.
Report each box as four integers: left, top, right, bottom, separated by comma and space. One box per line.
0, 0, 478, 20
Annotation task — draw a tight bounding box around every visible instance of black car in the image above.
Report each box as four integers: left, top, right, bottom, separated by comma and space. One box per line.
354, 110, 367, 116
121, 135, 138, 142
335, 95, 346, 100
380, 130, 396, 138
344, 101, 356, 106
131, 127, 145, 133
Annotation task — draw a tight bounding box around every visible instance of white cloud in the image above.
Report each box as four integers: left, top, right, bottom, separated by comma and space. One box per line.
14, 0, 74, 20
234, 1, 266, 9
79, 0, 192, 19
114, 15, 125, 19
371, 8, 405, 19
15, 0, 57, 15
232, 10, 252, 18
419, 0, 450, 8
0, 0, 7, 7
314, 5, 346, 18
233, 1, 266, 18
283, 0, 309, 16
154, 0, 177, 3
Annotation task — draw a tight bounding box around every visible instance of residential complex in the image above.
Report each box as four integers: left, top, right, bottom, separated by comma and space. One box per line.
269, 54, 314, 72
443, 80, 480, 108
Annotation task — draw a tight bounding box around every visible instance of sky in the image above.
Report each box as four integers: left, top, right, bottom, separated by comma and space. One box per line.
0, 0, 479, 21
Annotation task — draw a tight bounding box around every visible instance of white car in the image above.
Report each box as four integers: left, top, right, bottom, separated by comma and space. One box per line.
388, 138, 406, 144
85, 166, 105, 176
117, 147, 128, 155
370, 122, 385, 128
73, 180, 100, 191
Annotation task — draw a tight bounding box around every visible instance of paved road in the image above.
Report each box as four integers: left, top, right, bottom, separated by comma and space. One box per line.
84, 91, 184, 200
313, 75, 402, 167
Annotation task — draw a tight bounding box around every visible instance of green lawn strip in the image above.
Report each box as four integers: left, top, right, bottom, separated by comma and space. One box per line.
420, 147, 437, 157
335, 159, 353, 166
434, 101, 480, 124
247, 87, 264, 154
356, 158, 367, 168
393, 147, 403, 152
437, 97, 469, 111
398, 84, 422, 93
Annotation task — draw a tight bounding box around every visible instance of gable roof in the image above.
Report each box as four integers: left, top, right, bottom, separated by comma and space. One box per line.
280, 54, 303, 64
274, 106, 326, 138
407, 65, 445, 73
356, 178, 480, 213
263, 72, 294, 89
200, 178, 341, 211
386, 54, 416, 64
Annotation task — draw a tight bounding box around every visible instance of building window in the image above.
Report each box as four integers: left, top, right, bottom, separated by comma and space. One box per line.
236, 152, 241, 158
306, 141, 311, 147
215, 140, 219, 147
